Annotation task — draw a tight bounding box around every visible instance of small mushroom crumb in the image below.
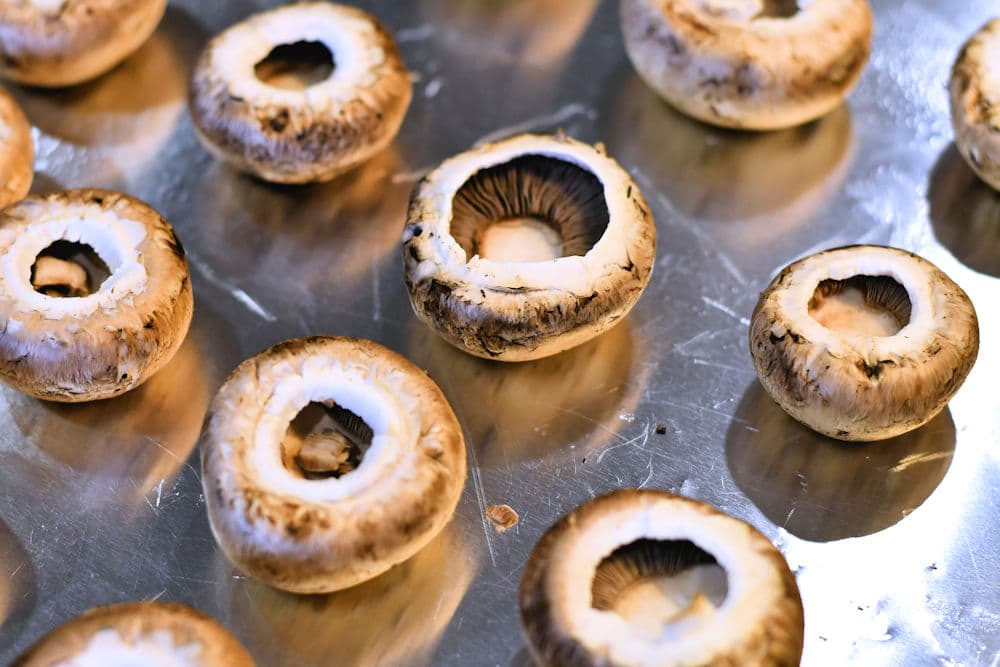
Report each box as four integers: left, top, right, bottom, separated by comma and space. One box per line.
31, 256, 89, 298
486, 504, 519, 533
655, 424, 667, 435
295, 431, 357, 477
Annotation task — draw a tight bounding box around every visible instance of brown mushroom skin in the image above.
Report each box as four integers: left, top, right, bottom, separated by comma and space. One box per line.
0, 189, 193, 402
0, 0, 167, 88
619, 0, 872, 130
201, 336, 466, 594
189, 5, 412, 185
749, 246, 979, 441
0, 86, 32, 208
13, 601, 255, 666
519, 489, 804, 667
949, 19, 1000, 191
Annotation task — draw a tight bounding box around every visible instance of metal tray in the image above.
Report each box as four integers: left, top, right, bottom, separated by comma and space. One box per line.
1, 1, 999, 665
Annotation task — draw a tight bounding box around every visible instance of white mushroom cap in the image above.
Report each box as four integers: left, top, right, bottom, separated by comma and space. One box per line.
520, 489, 804, 666
0, 0, 167, 87
189, 2, 412, 184
403, 133, 656, 362
13, 602, 254, 667
201, 336, 466, 594
0, 86, 32, 208
620, 0, 872, 130
749, 245, 979, 441
0, 189, 193, 402
949, 18, 1000, 191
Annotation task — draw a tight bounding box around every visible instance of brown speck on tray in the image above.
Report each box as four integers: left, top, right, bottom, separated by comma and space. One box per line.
485, 504, 519, 533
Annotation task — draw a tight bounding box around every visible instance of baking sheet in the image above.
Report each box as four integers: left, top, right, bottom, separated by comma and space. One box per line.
1, 0, 999, 665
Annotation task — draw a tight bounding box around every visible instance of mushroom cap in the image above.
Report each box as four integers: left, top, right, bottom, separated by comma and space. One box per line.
949, 18, 1000, 191
619, 0, 872, 130
12, 601, 254, 667
519, 489, 804, 667
749, 245, 979, 441
200, 336, 466, 594
403, 133, 656, 362
0, 86, 32, 208
189, 2, 412, 184
0, 0, 167, 87
0, 188, 193, 402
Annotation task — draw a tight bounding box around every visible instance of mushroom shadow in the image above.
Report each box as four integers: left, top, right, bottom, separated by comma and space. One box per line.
9, 6, 207, 186
418, 0, 600, 70
604, 73, 855, 236
509, 647, 536, 667
6, 307, 228, 511
190, 147, 409, 299
725, 382, 956, 542
215, 524, 476, 667
928, 143, 1000, 278
0, 520, 36, 649
409, 321, 649, 468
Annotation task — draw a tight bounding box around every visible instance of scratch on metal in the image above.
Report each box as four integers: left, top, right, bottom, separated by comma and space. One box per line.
186, 253, 276, 322
473, 103, 598, 146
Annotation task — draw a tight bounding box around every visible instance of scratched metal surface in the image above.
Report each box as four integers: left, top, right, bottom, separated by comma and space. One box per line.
0, 0, 999, 665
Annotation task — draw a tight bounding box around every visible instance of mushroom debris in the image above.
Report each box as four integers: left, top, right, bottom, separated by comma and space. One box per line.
403, 132, 656, 362
0, 86, 32, 208
0, 0, 167, 87
12, 601, 255, 667
519, 489, 804, 666
950, 18, 1000, 191
619, 0, 872, 130
189, 2, 412, 184
200, 336, 467, 594
0, 189, 193, 402
750, 245, 979, 441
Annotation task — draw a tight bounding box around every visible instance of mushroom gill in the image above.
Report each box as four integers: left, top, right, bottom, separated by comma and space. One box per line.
591, 538, 729, 630
282, 401, 373, 479
808, 275, 912, 337
254, 40, 335, 91
30, 241, 112, 298
450, 155, 609, 263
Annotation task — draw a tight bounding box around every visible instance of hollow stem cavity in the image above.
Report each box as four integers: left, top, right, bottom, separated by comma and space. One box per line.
30, 241, 111, 298
808, 275, 912, 337
591, 539, 728, 631
450, 155, 609, 263
696, 0, 799, 20
255, 41, 335, 91
282, 401, 373, 479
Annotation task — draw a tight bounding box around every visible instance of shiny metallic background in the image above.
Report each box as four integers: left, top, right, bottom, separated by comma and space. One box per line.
1, 0, 999, 665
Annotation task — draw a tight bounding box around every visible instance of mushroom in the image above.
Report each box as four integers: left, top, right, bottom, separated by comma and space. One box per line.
189, 2, 412, 184
749, 245, 979, 441
519, 489, 804, 666
0, 189, 193, 402
200, 336, 466, 594
0, 0, 167, 87
0, 86, 32, 208
403, 132, 656, 362
13, 601, 254, 666
949, 18, 1000, 191
619, 0, 872, 130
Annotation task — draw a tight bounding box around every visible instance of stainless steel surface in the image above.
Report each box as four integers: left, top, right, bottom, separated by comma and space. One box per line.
1, 0, 999, 665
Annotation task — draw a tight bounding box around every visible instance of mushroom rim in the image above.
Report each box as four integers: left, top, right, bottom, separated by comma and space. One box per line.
0, 200, 151, 321
406, 134, 644, 296
644, 0, 865, 38
216, 346, 421, 505
201, 2, 395, 107
529, 492, 794, 664
767, 246, 940, 360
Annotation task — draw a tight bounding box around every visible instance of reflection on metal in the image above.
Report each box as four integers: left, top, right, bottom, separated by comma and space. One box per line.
411, 321, 649, 467
608, 75, 855, 235
0, 0, 998, 665
215, 527, 475, 667
929, 144, 1000, 278
726, 383, 955, 542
